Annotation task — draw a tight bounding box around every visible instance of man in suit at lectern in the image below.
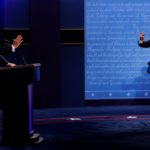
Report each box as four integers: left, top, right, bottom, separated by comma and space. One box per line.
138, 33, 150, 73
0, 35, 23, 67
138, 33, 150, 126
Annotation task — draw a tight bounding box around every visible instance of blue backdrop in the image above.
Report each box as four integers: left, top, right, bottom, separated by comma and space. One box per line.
85, 0, 150, 100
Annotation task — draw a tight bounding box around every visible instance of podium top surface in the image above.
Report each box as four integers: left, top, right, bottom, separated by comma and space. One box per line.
0, 63, 41, 83
0, 63, 41, 71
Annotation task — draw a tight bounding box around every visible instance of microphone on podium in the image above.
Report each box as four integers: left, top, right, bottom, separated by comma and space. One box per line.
21, 56, 27, 65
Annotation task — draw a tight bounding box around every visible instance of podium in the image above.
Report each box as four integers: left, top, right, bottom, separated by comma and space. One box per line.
0, 63, 42, 145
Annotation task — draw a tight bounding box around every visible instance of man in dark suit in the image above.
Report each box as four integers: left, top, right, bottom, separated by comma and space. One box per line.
138, 33, 150, 48
0, 35, 23, 67
138, 33, 150, 126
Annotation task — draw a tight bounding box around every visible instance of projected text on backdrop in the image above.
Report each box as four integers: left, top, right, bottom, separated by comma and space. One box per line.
85, 0, 150, 100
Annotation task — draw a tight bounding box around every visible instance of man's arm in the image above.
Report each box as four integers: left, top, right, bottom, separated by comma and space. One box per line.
0, 55, 9, 66
0, 35, 23, 54
138, 33, 150, 48
0, 55, 16, 67
138, 40, 150, 48
0, 35, 23, 67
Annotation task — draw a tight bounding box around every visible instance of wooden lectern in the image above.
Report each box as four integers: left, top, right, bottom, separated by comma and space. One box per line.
0, 63, 43, 145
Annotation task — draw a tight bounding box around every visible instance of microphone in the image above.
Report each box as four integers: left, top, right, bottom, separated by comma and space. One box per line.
4, 39, 11, 43
21, 56, 27, 65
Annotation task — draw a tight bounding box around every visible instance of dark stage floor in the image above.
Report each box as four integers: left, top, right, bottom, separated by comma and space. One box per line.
1, 105, 150, 150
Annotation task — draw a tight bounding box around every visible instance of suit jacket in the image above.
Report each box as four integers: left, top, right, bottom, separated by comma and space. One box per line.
0, 55, 9, 66
0, 41, 13, 66
138, 40, 150, 48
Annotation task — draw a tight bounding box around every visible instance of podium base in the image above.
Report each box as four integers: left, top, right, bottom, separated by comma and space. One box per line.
2, 132, 44, 146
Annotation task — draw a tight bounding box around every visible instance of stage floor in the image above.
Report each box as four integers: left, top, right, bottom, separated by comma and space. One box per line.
0, 105, 150, 150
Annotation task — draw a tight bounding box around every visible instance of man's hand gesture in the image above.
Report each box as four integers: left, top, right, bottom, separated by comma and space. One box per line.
12, 35, 23, 49
139, 33, 144, 41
